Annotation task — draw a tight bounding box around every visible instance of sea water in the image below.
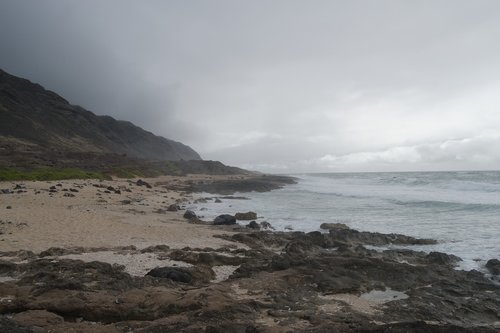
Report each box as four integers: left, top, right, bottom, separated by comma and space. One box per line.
190, 171, 500, 272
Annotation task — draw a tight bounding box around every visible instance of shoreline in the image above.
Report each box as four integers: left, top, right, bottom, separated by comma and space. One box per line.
1, 175, 500, 332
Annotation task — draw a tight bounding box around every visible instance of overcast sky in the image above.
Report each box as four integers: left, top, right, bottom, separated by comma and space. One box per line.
1, 1, 500, 172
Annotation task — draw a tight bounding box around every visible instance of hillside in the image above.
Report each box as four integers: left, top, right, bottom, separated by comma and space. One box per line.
0, 68, 201, 161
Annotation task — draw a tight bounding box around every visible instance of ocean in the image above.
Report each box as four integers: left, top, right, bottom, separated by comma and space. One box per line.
190, 171, 500, 272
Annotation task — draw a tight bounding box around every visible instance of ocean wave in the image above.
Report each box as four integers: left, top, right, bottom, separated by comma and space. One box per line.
388, 199, 500, 212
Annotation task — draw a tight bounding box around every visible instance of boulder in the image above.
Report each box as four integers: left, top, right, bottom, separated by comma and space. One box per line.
213, 214, 236, 225
146, 267, 192, 283
235, 212, 257, 220
183, 210, 197, 220
167, 204, 179, 212
136, 179, 152, 188
246, 221, 260, 230
486, 259, 500, 275
260, 221, 274, 230
320, 223, 349, 230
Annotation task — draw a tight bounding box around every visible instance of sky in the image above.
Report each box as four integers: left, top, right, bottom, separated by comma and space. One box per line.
1, 0, 500, 173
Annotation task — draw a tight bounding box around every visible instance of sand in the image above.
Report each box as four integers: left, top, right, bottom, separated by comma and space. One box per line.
0, 175, 240, 254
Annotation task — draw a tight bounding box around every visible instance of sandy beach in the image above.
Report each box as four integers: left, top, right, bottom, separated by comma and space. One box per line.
0, 175, 242, 253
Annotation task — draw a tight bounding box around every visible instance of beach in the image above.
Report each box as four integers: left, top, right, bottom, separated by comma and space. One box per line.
1, 174, 499, 332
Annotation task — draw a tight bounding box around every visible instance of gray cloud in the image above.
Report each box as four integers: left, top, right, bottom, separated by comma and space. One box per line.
1, 1, 500, 172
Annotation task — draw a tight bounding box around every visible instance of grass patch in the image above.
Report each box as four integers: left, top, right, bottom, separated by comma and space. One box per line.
0, 167, 108, 181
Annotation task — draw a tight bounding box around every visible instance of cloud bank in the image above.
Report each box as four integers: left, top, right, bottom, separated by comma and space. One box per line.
1, 1, 499, 172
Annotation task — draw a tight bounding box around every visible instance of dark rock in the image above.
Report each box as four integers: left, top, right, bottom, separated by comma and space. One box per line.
146, 267, 192, 283
121, 199, 132, 205
426, 251, 462, 266
63, 193, 75, 197
167, 204, 179, 212
327, 227, 436, 246
246, 221, 260, 229
235, 212, 257, 220
49, 186, 56, 190
320, 222, 349, 230
136, 179, 152, 188
214, 198, 222, 203
0, 317, 34, 333
1, 189, 11, 194
486, 259, 500, 275
260, 221, 274, 230
213, 214, 236, 225
141, 245, 170, 253
69, 188, 79, 192
183, 210, 197, 220
184, 175, 297, 195
6, 206, 12, 209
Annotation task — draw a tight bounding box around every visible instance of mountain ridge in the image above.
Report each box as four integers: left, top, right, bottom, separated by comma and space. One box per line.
0, 68, 201, 161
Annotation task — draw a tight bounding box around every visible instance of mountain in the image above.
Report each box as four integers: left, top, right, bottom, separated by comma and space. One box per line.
0, 68, 201, 161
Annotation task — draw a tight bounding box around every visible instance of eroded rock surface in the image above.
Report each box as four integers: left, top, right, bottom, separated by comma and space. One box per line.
0, 226, 499, 332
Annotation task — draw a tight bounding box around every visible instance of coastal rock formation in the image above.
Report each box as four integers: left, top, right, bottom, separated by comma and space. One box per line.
486, 259, 500, 275
235, 212, 257, 220
213, 214, 237, 225
0, 225, 499, 332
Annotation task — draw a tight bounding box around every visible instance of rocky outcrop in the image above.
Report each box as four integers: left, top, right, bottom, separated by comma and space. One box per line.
0, 227, 499, 332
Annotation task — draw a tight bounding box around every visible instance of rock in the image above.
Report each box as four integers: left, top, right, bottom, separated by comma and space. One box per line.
6, 206, 12, 209
214, 198, 222, 203
121, 199, 132, 205
260, 221, 274, 230
183, 210, 197, 220
136, 179, 152, 188
426, 251, 462, 266
486, 259, 500, 275
146, 267, 192, 283
141, 245, 170, 253
49, 186, 56, 190
246, 221, 260, 229
69, 188, 79, 192
63, 193, 75, 197
167, 204, 179, 212
1, 189, 11, 194
235, 212, 257, 220
320, 222, 349, 230
213, 214, 236, 225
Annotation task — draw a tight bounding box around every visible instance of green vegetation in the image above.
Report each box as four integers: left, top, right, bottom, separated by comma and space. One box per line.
0, 167, 108, 181
107, 167, 145, 179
